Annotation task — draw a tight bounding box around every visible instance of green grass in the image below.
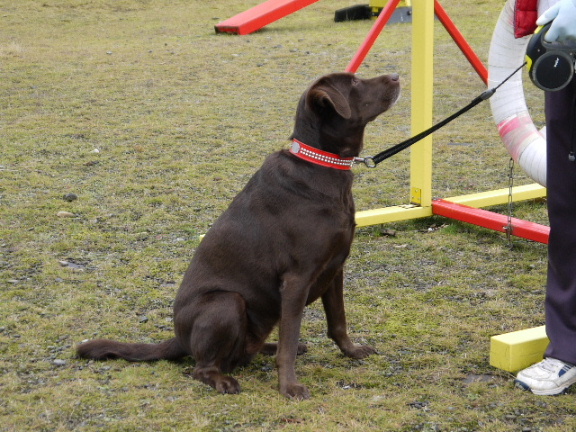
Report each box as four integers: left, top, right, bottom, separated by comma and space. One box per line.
1, 0, 573, 430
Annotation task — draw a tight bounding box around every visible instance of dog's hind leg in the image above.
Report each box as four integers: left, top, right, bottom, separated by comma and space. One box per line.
179, 291, 249, 394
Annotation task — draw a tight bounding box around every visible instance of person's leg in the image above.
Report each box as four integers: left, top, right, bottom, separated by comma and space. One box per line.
544, 77, 576, 365
516, 78, 576, 395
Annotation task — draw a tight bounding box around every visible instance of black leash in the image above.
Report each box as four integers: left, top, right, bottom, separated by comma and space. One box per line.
354, 62, 527, 168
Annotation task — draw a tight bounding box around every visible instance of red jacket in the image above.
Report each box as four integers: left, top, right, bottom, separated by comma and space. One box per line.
514, 0, 538, 38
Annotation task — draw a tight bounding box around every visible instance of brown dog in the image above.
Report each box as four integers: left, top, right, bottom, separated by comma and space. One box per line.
77, 72, 400, 399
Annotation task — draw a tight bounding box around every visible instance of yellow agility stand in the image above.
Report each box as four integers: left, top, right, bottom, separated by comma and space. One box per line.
353, 0, 547, 228
350, 0, 435, 225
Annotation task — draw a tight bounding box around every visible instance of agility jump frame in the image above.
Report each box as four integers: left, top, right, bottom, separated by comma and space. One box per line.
348, 0, 548, 244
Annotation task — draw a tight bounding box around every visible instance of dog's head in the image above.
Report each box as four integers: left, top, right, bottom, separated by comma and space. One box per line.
292, 72, 400, 157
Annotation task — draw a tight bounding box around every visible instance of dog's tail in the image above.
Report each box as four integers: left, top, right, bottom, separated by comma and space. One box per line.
76, 337, 186, 362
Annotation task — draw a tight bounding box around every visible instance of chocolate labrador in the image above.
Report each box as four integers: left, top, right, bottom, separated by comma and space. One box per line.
77, 72, 401, 399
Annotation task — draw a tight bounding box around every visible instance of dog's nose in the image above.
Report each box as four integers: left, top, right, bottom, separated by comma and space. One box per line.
389, 73, 400, 81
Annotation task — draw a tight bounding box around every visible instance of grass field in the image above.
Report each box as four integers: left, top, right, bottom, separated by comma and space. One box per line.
1, 0, 573, 430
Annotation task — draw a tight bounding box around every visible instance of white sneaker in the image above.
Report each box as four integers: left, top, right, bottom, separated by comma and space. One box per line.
515, 358, 576, 395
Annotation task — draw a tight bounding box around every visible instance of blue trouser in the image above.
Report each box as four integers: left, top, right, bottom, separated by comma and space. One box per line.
544, 77, 576, 365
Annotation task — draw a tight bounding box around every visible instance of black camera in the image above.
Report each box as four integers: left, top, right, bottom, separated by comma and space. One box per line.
526, 22, 576, 91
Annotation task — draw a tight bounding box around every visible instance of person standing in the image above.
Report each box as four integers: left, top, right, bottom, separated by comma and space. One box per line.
513, 0, 576, 395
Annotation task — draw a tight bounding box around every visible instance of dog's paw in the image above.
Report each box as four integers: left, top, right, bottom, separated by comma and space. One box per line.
281, 382, 311, 400
344, 344, 377, 359
193, 367, 241, 394
215, 376, 241, 394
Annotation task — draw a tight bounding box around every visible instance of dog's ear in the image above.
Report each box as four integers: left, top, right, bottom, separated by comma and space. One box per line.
306, 83, 352, 120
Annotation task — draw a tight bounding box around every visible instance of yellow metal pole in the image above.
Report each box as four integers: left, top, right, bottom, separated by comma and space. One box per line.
409, 0, 434, 207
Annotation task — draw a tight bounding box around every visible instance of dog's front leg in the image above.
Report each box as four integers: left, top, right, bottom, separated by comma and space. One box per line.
322, 269, 376, 359
276, 275, 310, 400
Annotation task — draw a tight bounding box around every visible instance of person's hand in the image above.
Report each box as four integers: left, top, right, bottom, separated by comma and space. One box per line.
536, 0, 576, 42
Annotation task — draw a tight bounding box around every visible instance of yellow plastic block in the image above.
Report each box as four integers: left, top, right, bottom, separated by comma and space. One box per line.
370, 0, 411, 7
490, 326, 549, 372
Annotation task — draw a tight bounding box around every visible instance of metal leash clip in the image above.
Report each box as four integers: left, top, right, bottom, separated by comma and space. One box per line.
354, 156, 376, 168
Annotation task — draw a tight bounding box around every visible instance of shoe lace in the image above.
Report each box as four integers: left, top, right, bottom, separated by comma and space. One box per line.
540, 358, 566, 373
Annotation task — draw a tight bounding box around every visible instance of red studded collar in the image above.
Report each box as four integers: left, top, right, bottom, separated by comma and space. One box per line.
289, 139, 355, 170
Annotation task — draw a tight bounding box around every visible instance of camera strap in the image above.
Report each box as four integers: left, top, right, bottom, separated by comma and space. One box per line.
354, 62, 527, 168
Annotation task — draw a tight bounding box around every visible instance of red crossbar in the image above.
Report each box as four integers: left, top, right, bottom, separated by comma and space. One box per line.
345, 0, 401, 73
432, 199, 550, 244
215, 0, 321, 35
